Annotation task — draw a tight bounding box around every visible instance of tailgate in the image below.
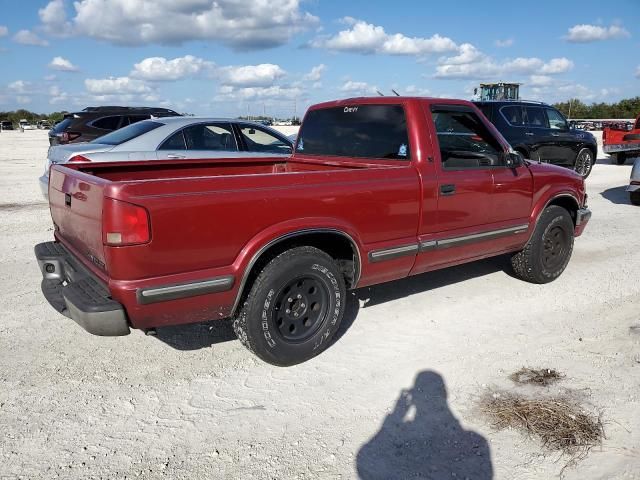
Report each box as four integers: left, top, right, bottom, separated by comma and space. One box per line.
49, 165, 106, 270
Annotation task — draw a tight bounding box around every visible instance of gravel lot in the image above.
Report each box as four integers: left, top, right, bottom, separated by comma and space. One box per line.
1, 130, 638, 480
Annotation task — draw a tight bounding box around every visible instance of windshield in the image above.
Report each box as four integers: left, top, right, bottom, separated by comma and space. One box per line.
91, 120, 163, 146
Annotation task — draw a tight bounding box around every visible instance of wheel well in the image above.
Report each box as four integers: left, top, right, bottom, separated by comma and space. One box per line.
515, 147, 529, 158
547, 196, 579, 224
233, 231, 360, 315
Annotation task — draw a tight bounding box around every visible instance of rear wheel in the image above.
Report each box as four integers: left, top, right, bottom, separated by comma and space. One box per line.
232, 246, 346, 366
511, 206, 575, 284
613, 152, 626, 165
631, 191, 640, 206
574, 148, 594, 178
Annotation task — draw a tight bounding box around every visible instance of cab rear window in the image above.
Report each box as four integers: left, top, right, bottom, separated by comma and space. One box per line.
296, 105, 410, 160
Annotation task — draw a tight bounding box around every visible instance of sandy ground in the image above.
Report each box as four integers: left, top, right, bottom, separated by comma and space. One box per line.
0, 130, 638, 480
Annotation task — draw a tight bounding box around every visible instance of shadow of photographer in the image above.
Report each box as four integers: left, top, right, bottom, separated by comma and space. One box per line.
357, 370, 493, 479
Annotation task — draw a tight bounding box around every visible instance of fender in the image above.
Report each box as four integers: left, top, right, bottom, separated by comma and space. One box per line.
526, 191, 580, 244
229, 217, 364, 314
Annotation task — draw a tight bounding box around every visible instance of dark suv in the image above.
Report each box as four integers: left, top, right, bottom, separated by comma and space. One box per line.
474, 100, 598, 178
1, 120, 14, 131
49, 106, 180, 146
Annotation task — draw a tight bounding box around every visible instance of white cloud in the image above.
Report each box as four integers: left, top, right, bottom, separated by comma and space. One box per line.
313, 18, 458, 55
85, 76, 152, 95
528, 75, 553, 87
303, 64, 326, 82
39, 0, 73, 36
435, 45, 574, 79
565, 24, 630, 43
635, 66, 640, 79
49, 56, 79, 71
17, 96, 31, 105
8, 80, 31, 94
49, 85, 70, 104
218, 64, 286, 87
403, 85, 431, 96
13, 29, 49, 46
0, 26, 8, 37
44, 74, 57, 81
340, 80, 378, 95
215, 84, 303, 101
131, 55, 212, 81
495, 38, 513, 48
68, 0, 317, 49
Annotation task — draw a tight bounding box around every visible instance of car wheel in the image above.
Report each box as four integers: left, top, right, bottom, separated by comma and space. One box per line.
631, 191, 640, 206
232, 246, 346, 366
613, 152, 626, 165
574, 148, 594, 178
511, 205, 575, 284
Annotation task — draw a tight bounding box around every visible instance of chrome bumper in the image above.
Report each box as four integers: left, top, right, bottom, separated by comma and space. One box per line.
576, 207, 592, 226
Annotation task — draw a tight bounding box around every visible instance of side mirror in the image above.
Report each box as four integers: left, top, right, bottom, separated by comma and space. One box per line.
504, 152, 523, 168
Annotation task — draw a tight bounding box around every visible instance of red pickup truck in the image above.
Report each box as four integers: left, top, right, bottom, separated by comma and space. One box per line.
603, 114, 640, 164
35, 97, 591, 366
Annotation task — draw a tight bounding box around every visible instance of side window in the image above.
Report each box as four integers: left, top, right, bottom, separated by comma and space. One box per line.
500, 106, 524, 126
240, 126, 292, 154
545, 108, 568, 130
159, 130, 187, 150
183, 123, 237, 151
524, 107, 548, 128
431, 109, 503, 170
92, 116, 122, 131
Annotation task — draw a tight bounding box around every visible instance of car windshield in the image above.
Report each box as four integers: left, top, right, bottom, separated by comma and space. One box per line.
91, 120, 163, 146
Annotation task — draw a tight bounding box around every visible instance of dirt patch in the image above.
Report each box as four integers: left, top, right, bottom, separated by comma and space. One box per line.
481, 391, 604, 471
509, 367, 563, 386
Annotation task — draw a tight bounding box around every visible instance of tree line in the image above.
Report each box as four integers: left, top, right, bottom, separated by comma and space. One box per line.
0, 109, 68, 125
553, 97, 640, 119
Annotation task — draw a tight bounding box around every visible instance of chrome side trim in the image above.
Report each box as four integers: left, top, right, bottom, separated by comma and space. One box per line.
436, 224, 528, 249
419, 240, 437, 252
369, 244, 419, 263
137, 276, 234, 305
230, 229, 362, 315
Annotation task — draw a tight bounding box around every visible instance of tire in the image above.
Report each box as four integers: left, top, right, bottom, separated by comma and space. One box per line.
573, 147, 594, 178
232, 246, 346, 366
511, 205, 575, 284
613, 152, 626, 165
631, 191, 640, 206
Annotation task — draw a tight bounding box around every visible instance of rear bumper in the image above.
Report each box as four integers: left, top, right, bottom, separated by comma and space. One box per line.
603, 144, 640, 154
34, 241, 130, 336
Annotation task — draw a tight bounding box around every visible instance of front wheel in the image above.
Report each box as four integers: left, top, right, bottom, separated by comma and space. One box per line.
511, 206, 575, 284
574, 148, 594, 178
233, 246, 346, 366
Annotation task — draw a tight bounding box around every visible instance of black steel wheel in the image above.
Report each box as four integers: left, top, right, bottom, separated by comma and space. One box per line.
233, 246, 346, 366
511, 205, 575, 284
574, 148, 594, 178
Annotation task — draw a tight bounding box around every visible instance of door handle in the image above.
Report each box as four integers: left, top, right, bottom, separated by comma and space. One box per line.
550, 133, 560, 137
440, 184, 456, 195
167, 154, 186, 159
525, 132, 534, 136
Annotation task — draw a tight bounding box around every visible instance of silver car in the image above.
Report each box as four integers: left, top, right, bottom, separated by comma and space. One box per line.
629, 158, 640, 205
39, 117, 293, 198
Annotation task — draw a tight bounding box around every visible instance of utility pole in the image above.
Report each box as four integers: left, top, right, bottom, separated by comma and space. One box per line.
568, 98, 574, 120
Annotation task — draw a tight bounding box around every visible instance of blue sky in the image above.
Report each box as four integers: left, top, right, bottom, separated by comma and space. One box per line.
0, 0, 638, 117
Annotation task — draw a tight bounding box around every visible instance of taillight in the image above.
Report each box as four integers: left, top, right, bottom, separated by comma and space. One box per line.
59, 132, 81, 143
103, 198, 150, 246
68, 155, 91, 163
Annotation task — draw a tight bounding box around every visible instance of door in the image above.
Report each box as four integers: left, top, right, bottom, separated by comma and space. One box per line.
544, 107, 576, 165
413, 106, 501, 274
236, 124, 293, 155
156, 122, 238, 160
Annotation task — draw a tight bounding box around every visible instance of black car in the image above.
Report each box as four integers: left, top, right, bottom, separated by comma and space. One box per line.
474, 100, 598, 178
1, 120, 14, 131
48, 106, 180, 146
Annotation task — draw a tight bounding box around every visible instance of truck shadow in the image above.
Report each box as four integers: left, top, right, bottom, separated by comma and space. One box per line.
600, 186, 631, 205
155, 256, 511, 351
356, 370, 493, 479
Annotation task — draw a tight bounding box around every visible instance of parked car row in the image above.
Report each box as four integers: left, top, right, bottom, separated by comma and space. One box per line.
39, 116, 294, 198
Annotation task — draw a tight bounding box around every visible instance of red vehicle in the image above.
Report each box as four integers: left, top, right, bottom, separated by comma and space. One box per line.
35, 97, 591, 366
603, 114, 640, 164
